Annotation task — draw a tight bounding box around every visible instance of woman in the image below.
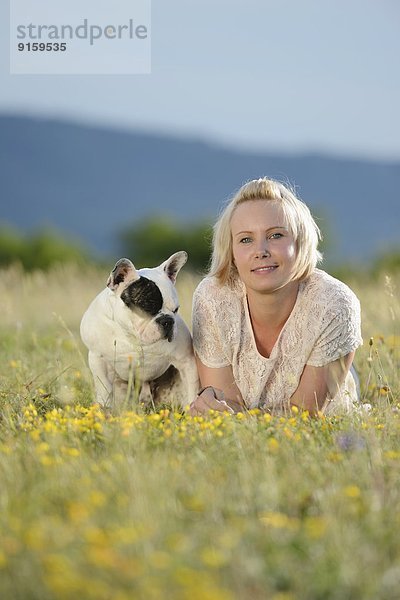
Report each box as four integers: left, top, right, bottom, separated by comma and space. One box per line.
190, 177, 362, 416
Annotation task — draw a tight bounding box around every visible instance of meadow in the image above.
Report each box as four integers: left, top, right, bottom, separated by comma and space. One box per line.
0, 263, 399, 600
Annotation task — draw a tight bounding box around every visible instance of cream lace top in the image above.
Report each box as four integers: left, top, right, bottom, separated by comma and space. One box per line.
192, 269, 363, 414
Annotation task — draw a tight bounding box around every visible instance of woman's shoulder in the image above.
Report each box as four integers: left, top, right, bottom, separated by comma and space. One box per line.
303, 269, 360, 311
194, 275, 244, 301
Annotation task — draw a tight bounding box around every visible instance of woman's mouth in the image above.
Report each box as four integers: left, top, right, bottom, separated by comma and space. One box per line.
251, 265, 278, 273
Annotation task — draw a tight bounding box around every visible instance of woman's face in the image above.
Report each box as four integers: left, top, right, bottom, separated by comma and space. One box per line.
230, 200, 297, 294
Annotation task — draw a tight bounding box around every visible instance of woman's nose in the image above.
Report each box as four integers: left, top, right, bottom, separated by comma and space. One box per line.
254, 240, 270, 258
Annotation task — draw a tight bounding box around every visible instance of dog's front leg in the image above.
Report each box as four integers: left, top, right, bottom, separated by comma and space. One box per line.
88, 352, 113, 408
138, 381, 154, 406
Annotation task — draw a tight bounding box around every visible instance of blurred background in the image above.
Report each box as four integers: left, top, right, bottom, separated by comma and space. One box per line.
1, 0, 399, 276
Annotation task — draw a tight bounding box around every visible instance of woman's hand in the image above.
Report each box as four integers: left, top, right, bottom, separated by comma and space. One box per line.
189, 386, 235, 416
192, 359, 245, 415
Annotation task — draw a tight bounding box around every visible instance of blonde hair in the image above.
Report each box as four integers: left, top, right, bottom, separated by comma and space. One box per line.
209, 177, 323, 285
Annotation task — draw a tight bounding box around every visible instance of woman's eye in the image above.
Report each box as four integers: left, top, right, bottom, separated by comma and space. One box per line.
239, 237, 252, 244
269, 232, 283, 240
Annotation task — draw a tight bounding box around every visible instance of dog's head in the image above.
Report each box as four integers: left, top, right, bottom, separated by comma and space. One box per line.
107, 251, 188, 344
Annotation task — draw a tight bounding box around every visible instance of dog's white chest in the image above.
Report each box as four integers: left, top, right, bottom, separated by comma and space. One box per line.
111, 342, 172, 382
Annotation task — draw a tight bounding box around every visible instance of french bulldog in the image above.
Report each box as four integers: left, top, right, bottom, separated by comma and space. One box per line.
80, 251, 199, 411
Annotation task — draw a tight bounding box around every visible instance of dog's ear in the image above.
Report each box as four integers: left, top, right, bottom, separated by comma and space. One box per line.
160, 251, 188, 284
107, 258, 140, 291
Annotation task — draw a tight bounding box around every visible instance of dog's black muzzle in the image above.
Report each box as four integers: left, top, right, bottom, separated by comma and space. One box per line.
155, 314, 175, 342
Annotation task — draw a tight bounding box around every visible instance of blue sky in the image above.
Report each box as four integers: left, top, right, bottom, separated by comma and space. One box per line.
1, 0, 400, 160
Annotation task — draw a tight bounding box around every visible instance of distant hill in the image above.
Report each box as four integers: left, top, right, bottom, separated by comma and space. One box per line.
1, 113, 399, 265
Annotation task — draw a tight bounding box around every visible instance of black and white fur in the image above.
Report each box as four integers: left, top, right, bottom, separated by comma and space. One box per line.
80, 251, 199, 411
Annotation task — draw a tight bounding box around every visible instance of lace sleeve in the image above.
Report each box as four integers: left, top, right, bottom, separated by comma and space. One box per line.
192, 280, 231, 368
307, 290, 363, 367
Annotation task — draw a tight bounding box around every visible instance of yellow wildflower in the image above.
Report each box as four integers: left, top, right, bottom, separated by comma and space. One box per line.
259, 511, 300, 531
304, 516, 327, 539
200, 547, 227, 568
343, 485, 361, 498
268, 438, 280, 452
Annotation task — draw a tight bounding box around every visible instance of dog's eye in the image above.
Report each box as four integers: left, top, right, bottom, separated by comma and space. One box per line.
173, 307, 179, 314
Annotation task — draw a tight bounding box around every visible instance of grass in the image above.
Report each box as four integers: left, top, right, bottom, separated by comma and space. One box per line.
0, 263, 399, 599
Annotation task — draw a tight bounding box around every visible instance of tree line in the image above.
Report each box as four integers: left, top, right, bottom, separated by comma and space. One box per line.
0, 219, 213, 273
0, 220, 399, 277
